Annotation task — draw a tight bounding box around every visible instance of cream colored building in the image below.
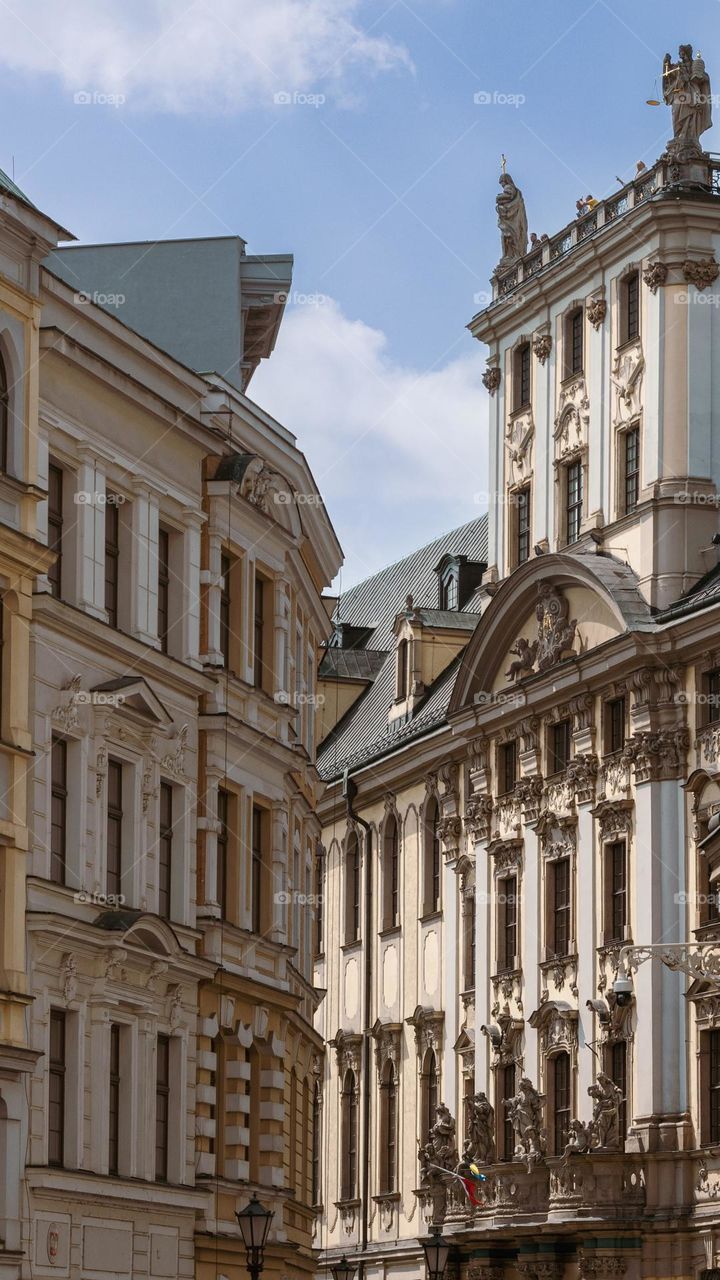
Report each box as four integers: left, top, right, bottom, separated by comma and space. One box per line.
0, 181, 342, 1277
315, 145, 720, 1278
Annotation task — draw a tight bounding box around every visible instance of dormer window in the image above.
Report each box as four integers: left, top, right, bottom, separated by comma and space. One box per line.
435, 554, 485, 612
441, 574, 458, 611
396, 638, 409, 699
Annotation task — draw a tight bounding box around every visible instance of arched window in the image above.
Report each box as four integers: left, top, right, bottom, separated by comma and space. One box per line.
340, 1069, 358, 1200
382, 815, 399, 930
421, 1048, 438, 1143
344, 830, 361, 944
396, 638, 409, 699
311, 1080, 322, 1206
423, 798, 441, 915
0, 355, 9, 474
380, 1060, 398, 1192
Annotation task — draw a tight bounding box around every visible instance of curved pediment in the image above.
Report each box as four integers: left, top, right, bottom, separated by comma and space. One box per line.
449, 552, 654, 712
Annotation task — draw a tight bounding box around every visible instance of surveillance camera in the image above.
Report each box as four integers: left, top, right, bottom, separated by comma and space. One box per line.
611, 975, 633, 1007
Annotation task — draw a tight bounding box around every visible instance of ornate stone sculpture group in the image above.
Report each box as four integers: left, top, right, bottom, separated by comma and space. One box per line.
505, 584, 578, 683
505, 1077, 546, 1169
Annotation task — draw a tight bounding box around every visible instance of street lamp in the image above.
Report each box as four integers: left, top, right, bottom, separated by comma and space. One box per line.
236, 1194, 274, 1280
331, 1258, 357, 1280
420, 1225, 451, 1280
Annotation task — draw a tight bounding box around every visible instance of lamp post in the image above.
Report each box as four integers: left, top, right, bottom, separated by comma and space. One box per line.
236, 1194, 274, 1280
330, 1258, 357, 1280
420, 1225, 451, 1280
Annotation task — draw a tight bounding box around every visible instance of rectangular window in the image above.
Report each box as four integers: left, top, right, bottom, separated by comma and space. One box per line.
500, 1063, 516, 1160
624, 271, 640, 342
254, 574, 265, 689
155, 1035, 170, 1181
624, 426, 640, 514
569, 308, 584, 375
609, 1040, 627, 1143
441, 575, 458, 611
565, 459, 583, 544
48, 1010, 66, 1167
48, 463, 64, 599
109, 1024, 120, 1175
498, 875, 517, 972
515, 343, 531, 410
105, 498, 120, 627
708, 1030, 720, 1144
314, 855, 324, 955
550, 858, 571, 957
605, 840, 627, 943
219, 553, 231, 669
158, 782, 173, 919
396, 639, 409, 699
463, 893, 476, 991
606, 696, 626, 754
50, 737, 68, 887
157, 526, 170, 654
498, 741, 517, 795
106, 760, 123, 898
549, 719, 572, 774
705, 670, 720, 725
217, 788, 229, 918
517, 486, 531, 565
552, 1052, 571, 1155
252, 805, 264, 934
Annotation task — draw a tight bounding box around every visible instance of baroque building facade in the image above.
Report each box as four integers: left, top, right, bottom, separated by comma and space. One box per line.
0, 174, 341, 1277
316, 123, 720, 1277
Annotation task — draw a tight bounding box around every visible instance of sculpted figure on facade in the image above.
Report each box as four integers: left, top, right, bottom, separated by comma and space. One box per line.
662, 45, 712, 158
536, 584, 577, 671
588, 1073, 624, 1151
505, 1076, 545, 1167
419, 1102, 459, 1185
506, 636, 537, 682
467, 1091, 496, 1165
496, 168, 528, 268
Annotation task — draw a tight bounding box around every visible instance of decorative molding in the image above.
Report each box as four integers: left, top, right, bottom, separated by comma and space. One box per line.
465, 795, 493, 843
407, 1006, 444, 1057
371, 1020, 402, 1074
532, 333, 553, 365
622, 728, 689, 782
51, 674, 83, 733
332, 1029, 362, 1076
593, 800, 633, 841
587, 296, 607, 330
481, 1003, 524, 1067
683, 258, 720, 291
482, 366, 502, 395
506, 583, 577, 683
642, 260, 668, 293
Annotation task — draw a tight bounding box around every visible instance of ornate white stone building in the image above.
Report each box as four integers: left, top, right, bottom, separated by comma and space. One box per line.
315, 94, 720, 1280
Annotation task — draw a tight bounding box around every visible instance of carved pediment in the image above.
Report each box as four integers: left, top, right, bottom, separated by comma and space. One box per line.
554, 377, 589, 460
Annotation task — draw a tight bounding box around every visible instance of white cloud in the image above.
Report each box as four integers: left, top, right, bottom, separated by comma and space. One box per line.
0, 0, 411, 112
250, 297, 489, 589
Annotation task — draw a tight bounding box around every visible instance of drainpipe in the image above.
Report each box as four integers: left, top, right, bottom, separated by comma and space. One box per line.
342, 767, 372, 1277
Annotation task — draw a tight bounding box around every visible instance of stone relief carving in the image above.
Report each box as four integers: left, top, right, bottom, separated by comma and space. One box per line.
333, 1029, 362, 1076
594, 801, 633, 841
565, 753, 598, 805
51, 674, 83, 733
532, 333, 552, 365
505, 1076, 546, 1168
683, 257, 720, 291
578, 1256, 628, 1278
158, 724, 189, 779
505, 637, 537, 681
506, 413, 534, 487
554, 380, 588, 461
697, 1159, 720, 1200
372, 1020, 402, 1073
598, 754, 631, 801
611, 344, 644, 427
481, 1004, 523, 1066
465, 795, 493, 843
587, 1072, 624, 1150
622, 727, 689, 782
516, 776, 544, 824
642, 260, 668, 293
506, 584, 577, 683
587, 296, 607, 329
482, 366, 502, 396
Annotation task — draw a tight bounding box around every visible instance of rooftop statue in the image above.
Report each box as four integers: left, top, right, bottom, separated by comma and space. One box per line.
496, 157, 528, 269
663, 44, 712, 160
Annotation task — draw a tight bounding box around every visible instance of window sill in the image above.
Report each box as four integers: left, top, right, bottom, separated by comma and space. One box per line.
420, 909, 442, 925
379, 924, 402, 940
341, 939, 362, 954
615, 335, 641, 356
560, 370, 584, 386
334, 1197, 361, 1211
372, 1191, 401, 1204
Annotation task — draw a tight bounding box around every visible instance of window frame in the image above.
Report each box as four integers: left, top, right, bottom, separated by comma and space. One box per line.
157, 525, 171, 654
550, 1050, 571, 1156
50, 736, 68, 887
106, 758, 124, 899
565, 457, 584, 545
498, 740, 517, 796
516, 484, 531, 566
605, 695, 626, 754
155, 1034, 170, 1182
513, 341, 531, 412
48, 1009, 66, 1168
340, 1068, 358, 1201
565, 306, 584, 377
604, 838, 628, 944
158, 780, 173, 919
47, 462, 64, 599
382, 815, 400, 931
344, 830, 362, 945
621, 270, 640, 344
104, 497, 120, 628
548, 719, 572, 775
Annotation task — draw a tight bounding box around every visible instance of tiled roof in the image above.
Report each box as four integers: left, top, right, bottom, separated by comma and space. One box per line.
656, 560, 720, 623
318, 648, 388, 680
0, 166, 36, 209
317, 515, 488, 781
333, 515, 488, 651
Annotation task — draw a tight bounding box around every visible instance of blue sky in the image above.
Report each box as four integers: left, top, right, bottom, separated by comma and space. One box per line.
4, 0, 720, 588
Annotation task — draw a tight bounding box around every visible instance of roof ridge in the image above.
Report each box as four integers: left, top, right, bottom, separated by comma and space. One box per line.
335, 514, 487, 613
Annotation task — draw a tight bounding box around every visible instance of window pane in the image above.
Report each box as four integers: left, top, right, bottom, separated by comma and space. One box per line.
109, 1024, 120, 1174
155, 1035, 170, 1181
157, 527, 170, 653
50, 737, 68, 886
48, 1011, 66, 1167
107, 760, 123, 898
252, 806, 263, 933
553, 1052, 571, 1154
517, 486, 531, 564
217, 789, 229, 918
48, 464, 64, 598
158, 782, 173, 918
105, 500, 119, 627
566, 460, 583, 543
254, 575, 264, 688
